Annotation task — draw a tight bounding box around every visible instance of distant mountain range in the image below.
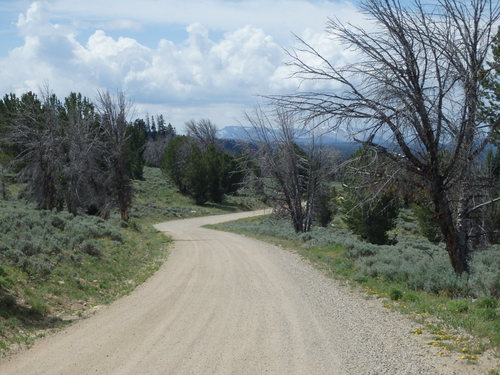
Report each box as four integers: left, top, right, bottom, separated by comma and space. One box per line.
217, 125, 360, 157
217, 125, 498, 159
218, 125, 349, 143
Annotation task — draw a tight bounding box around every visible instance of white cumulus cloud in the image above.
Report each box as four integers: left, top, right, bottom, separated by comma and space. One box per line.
0, 0, 363, 128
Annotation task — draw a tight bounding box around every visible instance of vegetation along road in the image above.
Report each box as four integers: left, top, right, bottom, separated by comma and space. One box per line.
0, 210, 489, 374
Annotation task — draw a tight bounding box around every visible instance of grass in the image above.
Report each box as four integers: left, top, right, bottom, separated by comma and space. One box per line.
208, 213, 500, 363
131, 167, 266, 224
0, 166, 264, 356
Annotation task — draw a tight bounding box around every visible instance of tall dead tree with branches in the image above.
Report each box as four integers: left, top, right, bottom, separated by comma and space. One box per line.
96, 90, 133, 221
9, 90, 65, 210
273, 0, 499, 273
245, 107, 335, 232
185, 119, 218, 148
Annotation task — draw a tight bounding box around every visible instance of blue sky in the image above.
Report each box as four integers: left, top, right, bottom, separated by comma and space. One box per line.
0, 0, 366, 130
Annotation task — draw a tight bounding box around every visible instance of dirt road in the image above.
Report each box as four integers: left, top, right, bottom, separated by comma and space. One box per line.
0, 210, 477, 374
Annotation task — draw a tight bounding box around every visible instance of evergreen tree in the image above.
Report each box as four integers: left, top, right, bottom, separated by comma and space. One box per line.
150, 116, 157, 140
157, 114, 167, 137
165, 123, 176, 138
343, 195, 399, 245
125, 119, 147, 180
480, 26, 499, 145
161, 137, 244, 204
341, 148, 400, 245
161, 136, 195, 194
184, 146, 210, 204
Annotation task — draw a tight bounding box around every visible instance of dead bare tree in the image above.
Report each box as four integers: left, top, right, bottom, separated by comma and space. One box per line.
185, 119, 218, 148
96, 90, 133, 221
9, 90, 65, 210
272, 0, 499, 273
245, 106, 335, 232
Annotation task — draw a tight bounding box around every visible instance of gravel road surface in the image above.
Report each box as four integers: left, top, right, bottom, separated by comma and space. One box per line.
0, 210, 483, 374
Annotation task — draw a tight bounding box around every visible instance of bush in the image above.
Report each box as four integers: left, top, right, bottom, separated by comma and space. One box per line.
468, 248, 500, 297
403, 292, 419, 302
447, 299, 469, 313
343, 195, 399, 245
217, 215, 500, 298
390, 288, 403, 300
476, 296, 498, 309
28, 301, 48, 317
477, 308, 497, 321
0, 295, 16, 309
313, 187, 337, 227
412, 203, 442, 243
0, 202, 121, 276
78, 240, 101, 257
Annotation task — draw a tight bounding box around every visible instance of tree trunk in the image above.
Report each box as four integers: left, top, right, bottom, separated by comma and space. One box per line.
432, 187, 470, 274
120, 207, 129, 222
290, 206, 304, 233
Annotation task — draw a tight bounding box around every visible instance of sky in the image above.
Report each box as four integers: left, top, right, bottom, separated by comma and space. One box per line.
0, 0, 368, 131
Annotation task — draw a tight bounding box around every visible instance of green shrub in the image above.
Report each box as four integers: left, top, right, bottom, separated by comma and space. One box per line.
78, 240, 101, 257
477, 308, 497, 321
476, 296, 498, 309
403, 292, 419, 302
129, 220, 141, 232
217, 215, 500, 298
161, 136, 194, 194
0, 295, 16, 309
51, 216, 65, 230
343, 195, 399, 245
390, 288, 403, 300
0, 202, 122, 276
447, 299, 469, 313
468, 248, 500, 297
28, 301, 48, 317
412, 203, 442, 243
314, 187, 337, 227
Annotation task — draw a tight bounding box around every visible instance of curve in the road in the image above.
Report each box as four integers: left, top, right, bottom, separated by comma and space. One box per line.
0, 210, 471, 374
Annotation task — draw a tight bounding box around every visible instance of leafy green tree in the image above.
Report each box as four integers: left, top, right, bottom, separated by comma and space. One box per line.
165, 123, 176, 138
483, 148, 500, 242
125, 119, 147, 180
